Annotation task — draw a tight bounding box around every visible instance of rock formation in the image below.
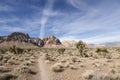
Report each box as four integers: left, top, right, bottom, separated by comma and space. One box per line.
0, 32, 62, 48
43, 35, 61, 45
7, 32, 30, 42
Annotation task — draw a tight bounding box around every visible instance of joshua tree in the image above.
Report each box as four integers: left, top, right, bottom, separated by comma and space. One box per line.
76, 41, 87, 57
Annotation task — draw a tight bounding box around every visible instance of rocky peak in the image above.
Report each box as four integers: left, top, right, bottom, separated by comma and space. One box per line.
43, 35, 61, 45
0, 32, 62, 47
7, 32, 30, 42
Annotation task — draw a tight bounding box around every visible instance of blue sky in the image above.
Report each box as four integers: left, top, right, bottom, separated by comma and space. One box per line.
0, 0, 120, 43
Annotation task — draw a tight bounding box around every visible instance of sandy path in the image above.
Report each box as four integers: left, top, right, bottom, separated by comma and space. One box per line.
38, 57, 49, 80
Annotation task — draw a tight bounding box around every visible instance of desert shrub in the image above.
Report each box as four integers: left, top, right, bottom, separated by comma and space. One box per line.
0, 48, 7, 54
17, 65, 36, 74
0, 66, 10, 73
95, 48, 109, 58
27, 48, 32, 52
91, 74, 114, 80
44, 54, 55, 61
0, 74, 17, 80
114, 76, 120, 80
10, 45, 24, 54
0, 55, 3, 60
83, 72, 114, 80
111, 69, 116, 74
57, 48, 65, 54
52, 63, 64, 72
69, 65, 77, 70
95, 48, 108, 53
71, 57, 80, 63
7, 59, 19, 65
23, 61, 33, 66
76, 41, 87, 57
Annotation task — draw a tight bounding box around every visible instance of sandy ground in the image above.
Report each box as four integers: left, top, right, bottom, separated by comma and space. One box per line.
38, 57, 49, 80
37, 55, 120, 80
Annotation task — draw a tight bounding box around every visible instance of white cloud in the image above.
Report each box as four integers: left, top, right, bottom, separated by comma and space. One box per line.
1, 0, 120, 44
60, 36, 79, 41
82, 31, 120, 44
39, 0, 63, 38
0, 17, 19, 23
50, 0, 120, 43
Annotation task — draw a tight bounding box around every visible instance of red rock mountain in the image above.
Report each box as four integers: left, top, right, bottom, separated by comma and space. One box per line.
0, 32, 61, 47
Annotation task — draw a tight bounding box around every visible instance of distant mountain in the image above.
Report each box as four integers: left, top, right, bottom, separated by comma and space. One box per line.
1, 32, 120, 48
100, 41, 120, 47
0, 32, 62, 48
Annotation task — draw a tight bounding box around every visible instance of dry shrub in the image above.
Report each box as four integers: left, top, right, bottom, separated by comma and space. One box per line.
82, 71, 120, 80
0, 74, 17, 80
96, 48, 108, 53
0, 55, 3, 60
22, 61, 33, 66
52, 63, 64, 72
57, 48, 65, 54
10, 45, 24, 54
0, 66, 10, 73
0, 48, 8, 54
17, 65, 36, 74
44, 54, 55, 61
7, 59, 19, 65
69, 65, 77, 70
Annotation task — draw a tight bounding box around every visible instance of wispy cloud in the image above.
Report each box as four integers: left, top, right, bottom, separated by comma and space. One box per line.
0, 4, 13, 11
49, 0, 120, 43
39, 0, 55, 38
0, 0, 120, 43
39, 0, 64, 38
0, 17, 19, 23
82, 31, 120, 44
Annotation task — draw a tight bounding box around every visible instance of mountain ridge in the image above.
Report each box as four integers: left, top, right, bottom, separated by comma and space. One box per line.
0, 32, 61, 48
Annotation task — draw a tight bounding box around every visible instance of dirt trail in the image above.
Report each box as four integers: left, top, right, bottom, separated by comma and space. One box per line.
38, 57, 49, 80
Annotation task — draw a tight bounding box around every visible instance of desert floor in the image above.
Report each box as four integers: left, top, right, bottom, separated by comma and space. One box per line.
0, 48, 120, 80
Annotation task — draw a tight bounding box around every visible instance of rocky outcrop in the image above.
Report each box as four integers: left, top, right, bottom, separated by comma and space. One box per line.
7, 32, 30, 42
43, 35, 61, 45
29, 38, 44, 47
0, 32, 62, 47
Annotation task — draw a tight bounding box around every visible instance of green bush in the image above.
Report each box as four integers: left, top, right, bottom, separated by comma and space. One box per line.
76, 41, 87, 57
57, 48, 65, 54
